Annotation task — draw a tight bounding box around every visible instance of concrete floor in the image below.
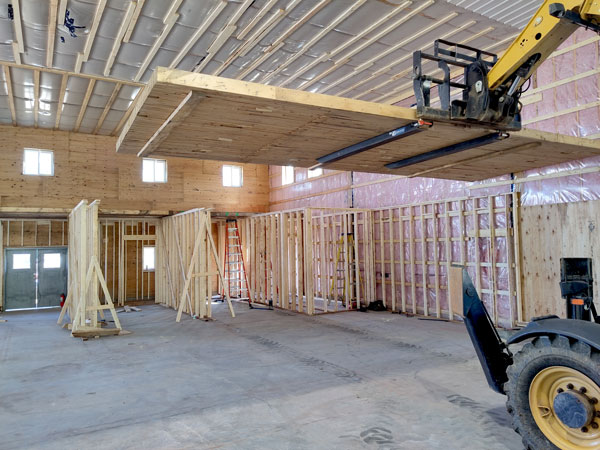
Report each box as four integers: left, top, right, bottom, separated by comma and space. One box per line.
0, 303, 523, 450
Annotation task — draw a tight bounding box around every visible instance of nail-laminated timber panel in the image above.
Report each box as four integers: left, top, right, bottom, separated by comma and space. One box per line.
117, 68, 600, 181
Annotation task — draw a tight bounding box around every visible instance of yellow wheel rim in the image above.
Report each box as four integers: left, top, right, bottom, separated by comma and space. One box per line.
530, 366, 600, 449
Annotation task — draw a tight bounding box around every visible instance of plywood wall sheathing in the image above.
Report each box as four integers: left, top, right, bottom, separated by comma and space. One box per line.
0, 125, 269, 215
519, 199, 600, 322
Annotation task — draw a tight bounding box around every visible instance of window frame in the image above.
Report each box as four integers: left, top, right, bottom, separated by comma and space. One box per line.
142, 158, 168, 183
222, 164, 243, 187
282, 166, 294, 185
308, 167, 323, 178
12, 253, 31, 270
23, 148, 54, 176
143, 246, 156, 272
43, 253, 62, 269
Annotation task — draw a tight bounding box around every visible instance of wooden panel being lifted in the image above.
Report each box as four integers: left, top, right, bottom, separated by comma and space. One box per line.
117, 68, 600, 181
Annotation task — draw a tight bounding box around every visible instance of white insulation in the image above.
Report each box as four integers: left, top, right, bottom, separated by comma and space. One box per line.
0, 0, 524, 135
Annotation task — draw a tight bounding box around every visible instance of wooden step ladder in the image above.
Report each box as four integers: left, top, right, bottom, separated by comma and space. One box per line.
222, 219, 252, 307
329, 232, 362, 309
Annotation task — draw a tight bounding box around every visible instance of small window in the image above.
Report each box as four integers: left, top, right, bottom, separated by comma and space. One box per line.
43, 253, 61, 269
282, 166, 294, 185
142, 158, 167, 183
143, 246, 155, 271
308, 167, 323, 178
23, 148, 54, 176
223, 165, 243, 187
13, 253, 31, 270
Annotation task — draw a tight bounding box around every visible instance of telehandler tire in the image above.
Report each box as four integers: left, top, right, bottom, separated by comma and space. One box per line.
505, 335, 600, 450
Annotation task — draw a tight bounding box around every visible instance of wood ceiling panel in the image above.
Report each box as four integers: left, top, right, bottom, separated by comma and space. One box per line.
117, 67, 600, 181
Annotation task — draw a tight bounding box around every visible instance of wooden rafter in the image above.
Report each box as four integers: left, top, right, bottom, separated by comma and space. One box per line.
236, 42, 284, 80
193, 25, 237, 74
168, 1, 227, 70
75, 0, 107, 73
213, 3, 291, 75
3, 66, 16, 126
193, 0, 254, 74
134, 14, 179, 81
12, 0, 24, 64
104, 1, 137, 76
94, 83, 122, 134
261, 0, 368, 83
264, 0, 328, 55
112, 87, 144, 136
163, 0, 184, 23
237, 0, 278, 40
379, 33, 519, 105
47, 0, 59, 68
57, 0, 67, 25
124, 0, 146, 42
55, 73, 68, 129
318, 11, 459, 95
74, 79, 96, 133
350, 20, 480, 101
33, 70, 40, 128
283, 0, 420, 89
364, 25, 498, 103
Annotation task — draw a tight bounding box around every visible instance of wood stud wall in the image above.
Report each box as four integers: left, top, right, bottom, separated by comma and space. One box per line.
57, 200, 121, 334
155, 208, 234, 321
371, 194, 520, 327
238, 208, 376, 315
99, 219, 158, 306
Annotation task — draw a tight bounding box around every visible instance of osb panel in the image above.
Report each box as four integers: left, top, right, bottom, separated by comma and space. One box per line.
117, 68, 600, 181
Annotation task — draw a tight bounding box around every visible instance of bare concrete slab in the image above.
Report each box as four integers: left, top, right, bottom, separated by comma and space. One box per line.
0, 303, 522, 449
